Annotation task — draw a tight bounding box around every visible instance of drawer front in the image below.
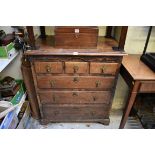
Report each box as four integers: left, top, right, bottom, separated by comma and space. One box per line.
90, 62, 119, 75
55, 33, 98, 48
42, 104, 109, 121
39, 91, 111, 104
65, 62, 88, 74
37, 76, 115, 89
34, 62, 63, 74
139, 82, 155, 92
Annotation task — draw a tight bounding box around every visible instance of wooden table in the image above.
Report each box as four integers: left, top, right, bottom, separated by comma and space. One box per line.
119, 54, 155, 129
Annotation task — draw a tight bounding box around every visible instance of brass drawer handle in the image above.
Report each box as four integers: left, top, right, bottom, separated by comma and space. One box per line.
91, 111, 95, 116
73, 77, 79, 82
74, 29, 79, 38
73, 92, 78, 96
100, 66, 106, 73
75, 32, 80, 39
53, 95, 56, 102
95, 81, 101, 88
73, 65, 79, 73
50, 80, 55, 87
93, 96, 97, 101
46, 65, 52, 73
75, 33, 79, 38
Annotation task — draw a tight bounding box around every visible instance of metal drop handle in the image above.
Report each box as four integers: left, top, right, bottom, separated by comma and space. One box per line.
73, 92, 78, 96
46, 65, 52, 73
91, 111, 95, 116
95, 81, 101, 88
101, 66, 106, 73
93, 96, 97, 101
73, 65, 79, 73
73, 77, 79, 82
50, 80, 55, 87
75, 29, 79, 38
75, 33, 79, 38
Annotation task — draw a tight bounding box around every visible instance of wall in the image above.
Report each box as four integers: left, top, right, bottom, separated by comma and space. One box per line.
0, 52, 23, 80
0, 26, 14, 33
113, 26, 122, 42
45, 26, 55, 35
125, 26, 155, 54
33, 26, 41, 38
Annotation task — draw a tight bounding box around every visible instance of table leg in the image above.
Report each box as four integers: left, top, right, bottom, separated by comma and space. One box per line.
119, 81, 140, 129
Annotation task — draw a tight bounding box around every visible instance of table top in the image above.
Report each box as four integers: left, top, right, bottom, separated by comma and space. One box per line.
122, 54, 155, 80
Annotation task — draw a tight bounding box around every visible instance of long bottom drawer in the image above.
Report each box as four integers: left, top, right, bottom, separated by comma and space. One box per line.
42, 104, 110, 122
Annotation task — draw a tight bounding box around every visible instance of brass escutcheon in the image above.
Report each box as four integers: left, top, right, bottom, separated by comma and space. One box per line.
73, 65, 79, 73
101, 66, 106, 73
46, 65, 51, 73
91, 111, 95, 116
73, 92, 78, 96
93, 96, 97, 101
73, 77, 79, 82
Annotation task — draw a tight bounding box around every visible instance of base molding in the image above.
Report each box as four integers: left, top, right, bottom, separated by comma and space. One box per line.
39, 118, 110, 126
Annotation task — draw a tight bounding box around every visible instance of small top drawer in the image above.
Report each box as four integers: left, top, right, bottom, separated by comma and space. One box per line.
90, 62, 119, 75
34, 62, 63, 74
65, 62, 88, 74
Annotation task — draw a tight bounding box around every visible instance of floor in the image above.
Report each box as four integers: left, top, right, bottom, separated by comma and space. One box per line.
28, 110, 143, 129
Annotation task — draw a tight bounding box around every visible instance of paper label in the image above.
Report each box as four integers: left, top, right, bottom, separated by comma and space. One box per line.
75, 29, 79, 33
73, 52, 78, 55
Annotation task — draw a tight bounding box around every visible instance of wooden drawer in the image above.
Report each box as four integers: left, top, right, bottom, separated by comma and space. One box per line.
90, 62, 119, 75
36, 76, 115, 90
42, 104, 109, 121
65, 62, 88, 74
34, 62, 63, 74
139, 81, 155, 92
39, 91, 111, 104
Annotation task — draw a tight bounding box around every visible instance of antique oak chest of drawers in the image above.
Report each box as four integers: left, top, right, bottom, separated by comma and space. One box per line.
22, 37, 124, 125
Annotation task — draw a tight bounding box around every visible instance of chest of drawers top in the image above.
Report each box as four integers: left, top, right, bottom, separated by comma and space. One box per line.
24, 35, 126, 57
